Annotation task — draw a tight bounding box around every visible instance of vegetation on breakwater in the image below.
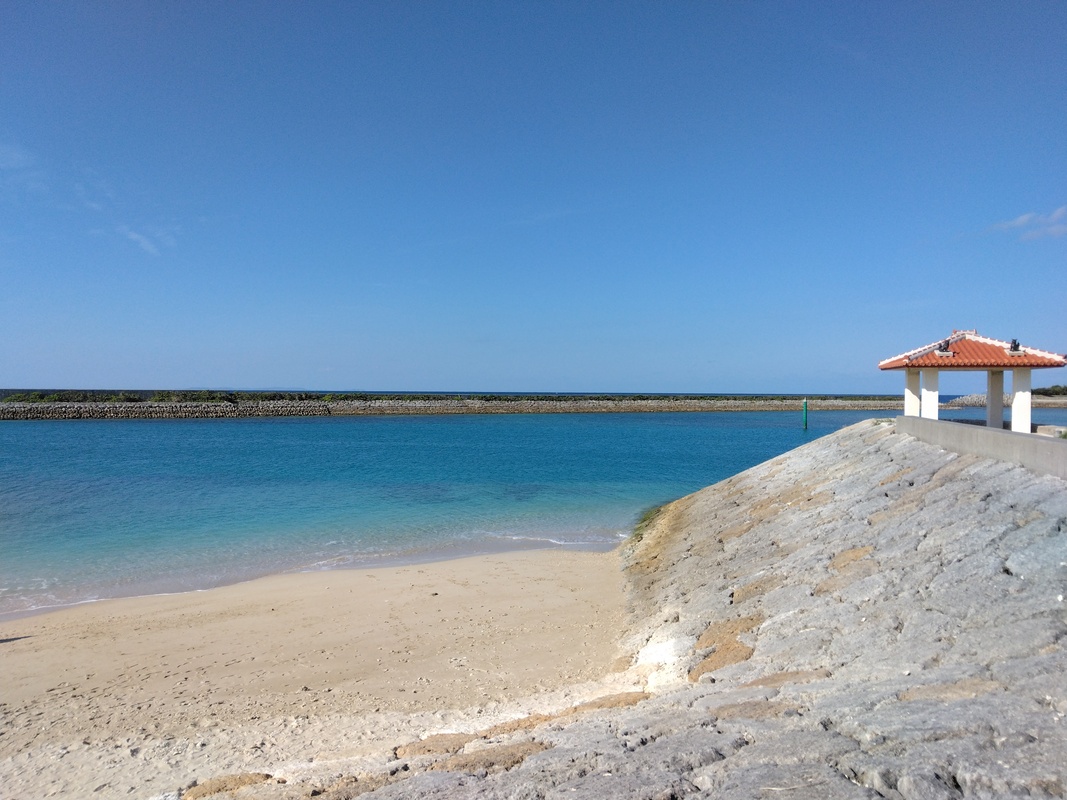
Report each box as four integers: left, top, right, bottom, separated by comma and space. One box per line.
0, 389, 900, 404
1035, 384, 1067, 396
629, 503, 668, 546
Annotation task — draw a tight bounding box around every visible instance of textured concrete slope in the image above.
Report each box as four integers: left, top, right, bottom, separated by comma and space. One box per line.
201, 419, 1067, 800
610, 418, 1067, 798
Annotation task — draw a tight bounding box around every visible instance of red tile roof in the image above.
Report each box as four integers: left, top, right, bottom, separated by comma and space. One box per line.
879, 330, 1066, 371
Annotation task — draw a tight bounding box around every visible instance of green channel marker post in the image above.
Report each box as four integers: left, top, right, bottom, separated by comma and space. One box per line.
803, 398, 808, 430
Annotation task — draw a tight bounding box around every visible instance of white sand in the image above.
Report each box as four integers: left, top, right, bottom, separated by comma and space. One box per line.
0, 549, 631, 799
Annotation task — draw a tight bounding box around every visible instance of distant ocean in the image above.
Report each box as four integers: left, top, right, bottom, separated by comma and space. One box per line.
3, 407, 1065, 619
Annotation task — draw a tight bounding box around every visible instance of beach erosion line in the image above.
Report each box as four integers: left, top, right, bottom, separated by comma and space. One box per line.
2, 418, 1066, 799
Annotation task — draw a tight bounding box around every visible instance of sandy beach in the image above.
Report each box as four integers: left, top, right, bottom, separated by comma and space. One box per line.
0, 549, 631, 799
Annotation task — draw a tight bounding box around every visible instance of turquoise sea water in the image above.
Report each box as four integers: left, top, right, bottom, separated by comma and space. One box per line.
3, 408, 1065, 619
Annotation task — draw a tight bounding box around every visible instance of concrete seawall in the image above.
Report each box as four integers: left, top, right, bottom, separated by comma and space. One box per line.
0, 397, 903, 421
896, 414, 1067, 479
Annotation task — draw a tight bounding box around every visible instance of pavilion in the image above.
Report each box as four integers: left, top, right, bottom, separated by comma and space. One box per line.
879, 330, 1066, 433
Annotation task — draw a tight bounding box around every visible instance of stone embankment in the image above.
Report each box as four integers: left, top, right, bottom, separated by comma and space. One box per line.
947, 394, 1067, 409
0, 397, 902, 421
189, 419, 1066, 800
945, 393, 1011, 408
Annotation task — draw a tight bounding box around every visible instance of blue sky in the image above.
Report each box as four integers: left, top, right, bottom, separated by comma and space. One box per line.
1, 2, 1064, 393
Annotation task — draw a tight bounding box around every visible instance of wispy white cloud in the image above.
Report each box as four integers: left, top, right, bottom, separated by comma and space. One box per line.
73, 169, 119, 214
117, 225, 160, 256
993, 205, 1067, 240
0, 141, 48, 197
147, 224, 179, 249
0, 142, 35, 171
81, 170, 178, 255
2, 144, 182, 257
114, 222, 181, 256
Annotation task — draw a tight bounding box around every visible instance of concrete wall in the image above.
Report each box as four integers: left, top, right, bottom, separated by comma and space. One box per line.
895, 415, 1067, 480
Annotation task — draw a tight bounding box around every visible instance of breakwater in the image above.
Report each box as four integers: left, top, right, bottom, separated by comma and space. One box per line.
0, 396, 902, 421
948, 393, 1067, 408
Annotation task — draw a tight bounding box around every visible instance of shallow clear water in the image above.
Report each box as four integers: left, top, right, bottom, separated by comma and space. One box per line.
2, 408, 1064, 618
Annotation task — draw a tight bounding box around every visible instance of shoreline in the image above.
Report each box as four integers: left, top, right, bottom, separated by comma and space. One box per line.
0, 536, 624, 624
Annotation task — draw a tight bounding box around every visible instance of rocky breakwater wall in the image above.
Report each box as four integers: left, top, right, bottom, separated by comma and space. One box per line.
947, 394, 1067, 409
0, 401, 335, 420
229, 419, 1067, 800
0, 397, 902, 421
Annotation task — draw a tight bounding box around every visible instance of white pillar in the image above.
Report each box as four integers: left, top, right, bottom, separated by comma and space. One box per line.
920, 369, 939, 420
1011, 368, 1032, 433
986, 370, 1004, 429
904, 370, 921, 417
